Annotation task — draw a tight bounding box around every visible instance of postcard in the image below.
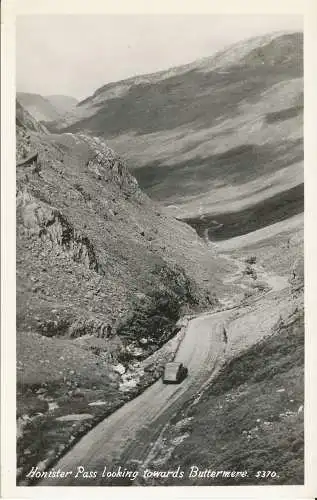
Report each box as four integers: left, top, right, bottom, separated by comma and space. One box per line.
1, 0, 316, 498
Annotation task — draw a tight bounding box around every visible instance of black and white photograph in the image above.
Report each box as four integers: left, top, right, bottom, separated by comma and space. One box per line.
2, 0, 317, 497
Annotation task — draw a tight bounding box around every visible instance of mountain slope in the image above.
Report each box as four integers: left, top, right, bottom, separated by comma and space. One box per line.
17, 92, 78, 123
17, 106, 231, 352
46, 31, 303, 222
17, 92, 61, 122
16, 99, 49, 134
16, 102, 235, 478
45, 95, 78, 114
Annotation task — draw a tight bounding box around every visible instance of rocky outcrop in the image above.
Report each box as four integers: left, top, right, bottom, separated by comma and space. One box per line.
79, 134, 138, 196
17, 152, 39, 168
16, 102, 225, 356
17, 191, 101, 272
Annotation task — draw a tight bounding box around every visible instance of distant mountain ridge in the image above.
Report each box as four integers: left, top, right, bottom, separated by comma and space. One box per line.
75, 30, 297, 105
45, 94, 78, 114
48, 31, 302, 129
17, 92, 78, 123
45, 30, 303, 221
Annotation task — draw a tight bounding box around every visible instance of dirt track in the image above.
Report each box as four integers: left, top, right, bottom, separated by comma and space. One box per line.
39, 253, 294, 487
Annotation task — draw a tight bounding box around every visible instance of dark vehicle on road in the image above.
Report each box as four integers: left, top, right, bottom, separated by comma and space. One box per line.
162, 362, 188, 384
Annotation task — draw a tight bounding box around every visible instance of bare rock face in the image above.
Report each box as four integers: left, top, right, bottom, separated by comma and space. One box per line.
17, 193, 100, 272
78, 133, 138, 195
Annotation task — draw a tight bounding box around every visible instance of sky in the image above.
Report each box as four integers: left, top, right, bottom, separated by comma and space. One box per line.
16, 14, 303, 101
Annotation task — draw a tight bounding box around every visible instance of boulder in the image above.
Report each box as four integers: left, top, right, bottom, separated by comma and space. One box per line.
113, 363, 126, 375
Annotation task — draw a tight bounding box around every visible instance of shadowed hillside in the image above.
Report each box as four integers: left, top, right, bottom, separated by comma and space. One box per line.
45, 31, 303, 224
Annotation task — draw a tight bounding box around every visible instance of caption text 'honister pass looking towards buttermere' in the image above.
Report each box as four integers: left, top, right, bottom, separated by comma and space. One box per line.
16, 15, 304, 486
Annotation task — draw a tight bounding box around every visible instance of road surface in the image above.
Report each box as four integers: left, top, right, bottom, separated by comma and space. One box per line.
41, 310, 230, 486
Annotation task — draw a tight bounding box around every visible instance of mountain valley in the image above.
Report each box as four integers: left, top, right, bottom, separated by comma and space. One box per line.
16, 30, 304, 486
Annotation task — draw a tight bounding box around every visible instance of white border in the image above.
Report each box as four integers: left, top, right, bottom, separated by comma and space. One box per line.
2, 0, 316, 498
5, 0, 305, 15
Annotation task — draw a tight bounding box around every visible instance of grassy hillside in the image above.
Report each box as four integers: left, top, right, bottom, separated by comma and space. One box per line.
183, 183, 304, 241
46, 32, 303, 218
136, 306, 304, 485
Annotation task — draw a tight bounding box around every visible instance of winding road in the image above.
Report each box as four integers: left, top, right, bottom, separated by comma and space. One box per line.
40, 250, 291, 487
41, 310, 230, 486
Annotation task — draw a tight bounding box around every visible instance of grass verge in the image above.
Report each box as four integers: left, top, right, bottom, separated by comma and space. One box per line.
139, 306, 304, 485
